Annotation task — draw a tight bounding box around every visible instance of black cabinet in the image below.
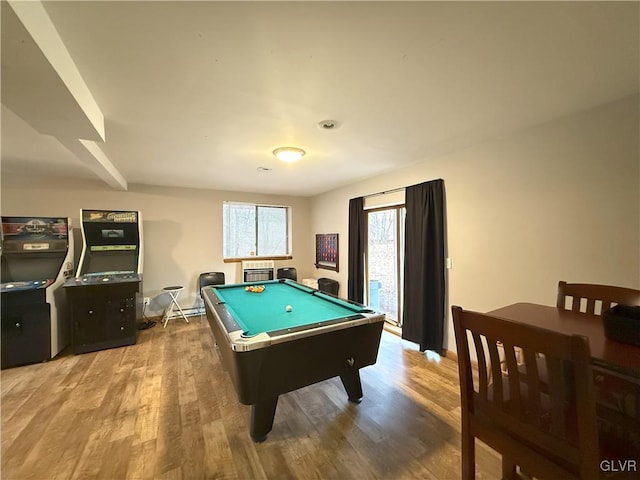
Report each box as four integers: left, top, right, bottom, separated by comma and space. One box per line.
66, 281, 139, 354
1, 289, 51, 368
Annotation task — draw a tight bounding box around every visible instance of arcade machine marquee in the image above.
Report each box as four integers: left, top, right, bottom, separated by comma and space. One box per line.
1, 217, 74, 368
64, 209, 143, 354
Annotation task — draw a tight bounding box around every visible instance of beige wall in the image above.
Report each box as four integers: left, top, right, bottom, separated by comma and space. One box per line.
0, 180, 312, 314
310, 95, 640, 352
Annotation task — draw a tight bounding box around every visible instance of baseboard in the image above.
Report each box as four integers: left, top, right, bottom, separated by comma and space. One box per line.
166, 306, 203, 319
383, 322, 402, 336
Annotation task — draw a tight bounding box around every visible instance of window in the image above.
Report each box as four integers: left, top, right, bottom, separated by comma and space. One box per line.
223, 202, 291, 259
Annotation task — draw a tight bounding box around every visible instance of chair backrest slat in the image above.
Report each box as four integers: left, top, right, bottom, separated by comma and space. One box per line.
522, 349, 542, 427
486, 338, 504, 405
472, 333, 488, 400
545, 356, 567, 438
503, 341, 522, 417
585, 298, 596, 314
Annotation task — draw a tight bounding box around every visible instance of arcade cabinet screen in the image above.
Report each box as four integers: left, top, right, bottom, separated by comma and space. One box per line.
102, 229, 124, 239
83, 223, 139, 249
83, 248, 137, 273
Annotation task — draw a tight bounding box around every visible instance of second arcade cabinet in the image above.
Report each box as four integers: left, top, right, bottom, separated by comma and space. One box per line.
64, 209, 143, 354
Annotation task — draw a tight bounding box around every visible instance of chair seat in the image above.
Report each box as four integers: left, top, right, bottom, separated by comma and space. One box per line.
472, 400, 581, 477
485, 375, 578, 448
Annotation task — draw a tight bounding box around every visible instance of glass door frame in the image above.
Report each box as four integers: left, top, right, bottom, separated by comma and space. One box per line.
364, 204, 405, 326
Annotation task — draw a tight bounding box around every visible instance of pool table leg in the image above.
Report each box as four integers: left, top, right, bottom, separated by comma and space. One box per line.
250, 396, 279, 442
339, 368, 363, 403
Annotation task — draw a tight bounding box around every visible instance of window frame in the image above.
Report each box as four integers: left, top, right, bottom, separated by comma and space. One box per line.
222, 201, 293, 262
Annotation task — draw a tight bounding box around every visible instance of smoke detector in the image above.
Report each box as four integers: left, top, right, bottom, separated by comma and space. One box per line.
318, 119, 340, 130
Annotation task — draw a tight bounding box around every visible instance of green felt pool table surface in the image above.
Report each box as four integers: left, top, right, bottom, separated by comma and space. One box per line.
210, 280, 367, 336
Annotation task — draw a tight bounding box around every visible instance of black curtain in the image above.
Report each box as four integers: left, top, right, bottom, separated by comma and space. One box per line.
347, 197, 365, 303
402, 179, 445, 354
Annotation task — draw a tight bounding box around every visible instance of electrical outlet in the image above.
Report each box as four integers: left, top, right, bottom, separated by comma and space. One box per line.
143, 297, 150, 306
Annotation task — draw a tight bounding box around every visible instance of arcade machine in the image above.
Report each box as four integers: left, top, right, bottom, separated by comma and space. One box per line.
64, 209, 143, 354
1, 216, 74, 368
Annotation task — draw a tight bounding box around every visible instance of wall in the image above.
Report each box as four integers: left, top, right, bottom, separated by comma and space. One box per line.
310, 95, 640, 353
0, 180, 313, 315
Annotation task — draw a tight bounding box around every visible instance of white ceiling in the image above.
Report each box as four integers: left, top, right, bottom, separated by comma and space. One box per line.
2, 1, 639, 196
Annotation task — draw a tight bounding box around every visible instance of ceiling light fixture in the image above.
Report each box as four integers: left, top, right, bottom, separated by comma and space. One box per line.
273, 147, 305, 163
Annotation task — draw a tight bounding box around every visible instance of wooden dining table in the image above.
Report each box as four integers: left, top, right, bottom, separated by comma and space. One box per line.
488, 302, 640, 379
488, 302, 640, 457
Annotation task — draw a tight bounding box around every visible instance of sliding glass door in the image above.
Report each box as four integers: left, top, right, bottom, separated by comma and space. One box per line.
366, 206, 405, 325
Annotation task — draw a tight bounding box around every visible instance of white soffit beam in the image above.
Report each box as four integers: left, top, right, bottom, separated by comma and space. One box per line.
3, 1, 128, 191
59, 138, 128, 191
3, 0, 105, 141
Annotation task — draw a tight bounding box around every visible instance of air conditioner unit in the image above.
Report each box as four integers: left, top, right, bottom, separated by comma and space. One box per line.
242, 260, 275, 282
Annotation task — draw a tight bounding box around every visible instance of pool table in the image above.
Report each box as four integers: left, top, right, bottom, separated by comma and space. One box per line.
202, 279, 385, 442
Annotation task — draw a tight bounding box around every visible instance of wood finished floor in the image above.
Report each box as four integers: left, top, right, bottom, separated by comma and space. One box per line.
1, 316, 501, 479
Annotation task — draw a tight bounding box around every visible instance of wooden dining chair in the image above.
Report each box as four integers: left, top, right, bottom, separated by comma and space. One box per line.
451, 306, 600, 480
557, 281, 640, 315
